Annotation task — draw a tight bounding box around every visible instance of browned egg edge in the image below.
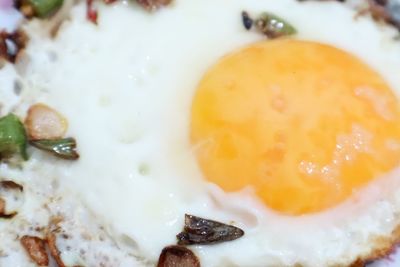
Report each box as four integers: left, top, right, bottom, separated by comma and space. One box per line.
350, 224, 400, 267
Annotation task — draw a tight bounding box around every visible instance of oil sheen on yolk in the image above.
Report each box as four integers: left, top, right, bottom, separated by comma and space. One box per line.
190, 40, 400, 215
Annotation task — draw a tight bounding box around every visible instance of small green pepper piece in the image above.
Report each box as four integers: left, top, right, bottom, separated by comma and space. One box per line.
0, 114, 28, 160
28, 0, 64, 18
30, 137, 79, 160
255, 12, 297, 38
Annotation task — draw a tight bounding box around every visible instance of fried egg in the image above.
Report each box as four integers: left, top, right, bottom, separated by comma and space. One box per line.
1, 0, 400, 266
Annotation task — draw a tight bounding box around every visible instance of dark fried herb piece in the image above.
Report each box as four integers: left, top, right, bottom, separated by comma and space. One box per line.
157, 245, 200, 267
30, 137, 79, 160
0, 114, 28, 160
255, 12, 297, 38
136, 0, 172, 11
0, 180, 23, 191
20, 235, 49, 266
47, 233, 66, 267
242, 11, 253, 30
0, 30, 28, 63
176, 214, 244, 245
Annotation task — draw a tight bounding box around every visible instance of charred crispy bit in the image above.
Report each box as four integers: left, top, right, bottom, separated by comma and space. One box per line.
0, 198, 4, 213
176, 214, 244, 245
8, 31, 28, 55
157, 245, 200, 267
0, 180, 23, 191
0, 210, 17, 218
0, 198, 17, 218
136, 0, 172, 11
20, 235, 49, 266
25, 103, 68, 141
0, 198, 17, 219
0, 33, 7, 62
0, 198, 14, 219
0, 30, 28, 63
47, 233, 66, 267
0, 181, 23, 218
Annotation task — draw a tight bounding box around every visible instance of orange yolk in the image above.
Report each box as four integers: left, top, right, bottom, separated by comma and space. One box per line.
190, 40, 400, 215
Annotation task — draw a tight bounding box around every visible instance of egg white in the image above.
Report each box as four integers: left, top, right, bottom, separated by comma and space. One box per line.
1, 0, 400, 266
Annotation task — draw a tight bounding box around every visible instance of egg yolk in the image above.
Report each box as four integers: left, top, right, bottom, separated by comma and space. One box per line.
190, 40, 400, 215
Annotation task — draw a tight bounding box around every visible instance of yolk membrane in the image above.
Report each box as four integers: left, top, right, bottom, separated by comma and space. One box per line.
190, 40, 400, 215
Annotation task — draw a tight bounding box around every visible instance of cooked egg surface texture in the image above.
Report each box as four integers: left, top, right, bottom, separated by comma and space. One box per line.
191, 40, 400, 215
19, 0, 400, 266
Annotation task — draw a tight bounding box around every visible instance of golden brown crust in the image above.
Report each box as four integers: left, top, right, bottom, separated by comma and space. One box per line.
0, 180, 23, 191
291, 223, 400, 267
47, 233, 66, 267
0, 198, 5, 215
20, 235, 49, 266
0, 30, 28, 63
348, 224, 400, 267
0, 197, 17, 219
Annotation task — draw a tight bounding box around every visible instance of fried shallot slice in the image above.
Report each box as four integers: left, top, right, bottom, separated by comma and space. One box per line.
47, 233, 66, 267
157, 245, 200, 267
136, 0, 172, 11
20, 235, 49, 266
25, 103, 68, 140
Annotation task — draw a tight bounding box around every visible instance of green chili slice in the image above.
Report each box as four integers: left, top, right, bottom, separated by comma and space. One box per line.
0, 114, 28, 160
30, 137, 79, 160
255, 12, 296, 38
28, 0, 64, 18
